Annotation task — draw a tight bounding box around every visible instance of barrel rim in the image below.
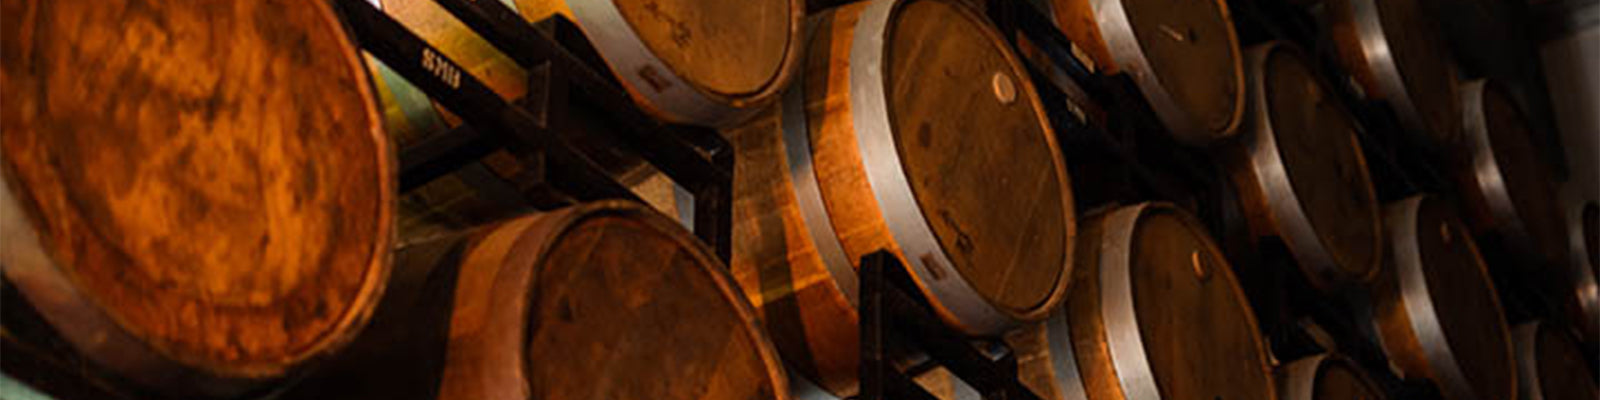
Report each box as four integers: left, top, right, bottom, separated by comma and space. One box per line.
1093, 202, 1272, 400
477, 200, 792, 400
1381, 194, 1515, 400
781, 72, 860, 306
1512, 322, 1546, 400
1278, 353, 1385, 400
1460, 79, 1550, 262
1041, 308, 1091, 400
0, 1, 395, 395
1513, 320, 1597, 400
845, 0, 1076, 334
1089, 0, 1247, 144
1566, 198, 1600, 340
565, 0, 806, 126
1332, 0, 1459, 145
1240, 41, 1384, 291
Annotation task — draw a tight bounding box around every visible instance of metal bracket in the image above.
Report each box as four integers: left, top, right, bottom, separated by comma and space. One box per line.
331, 0, 734, 261
857, 250, 1042, 400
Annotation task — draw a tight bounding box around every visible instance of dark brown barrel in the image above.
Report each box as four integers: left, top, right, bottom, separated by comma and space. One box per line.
1277, 354, 1388, 400
1561, 199, 1599, 345
1326, 0, 1463, 148
726, 0, 1077, 396
1514, 321, 1599, 400
285, 201, 788, 400
0, 0, 393, 396
1372, 195, 1515, 400
1045, 0, 1245, 144
1003, 203, 1276, 400
1455, 79, 1570, 268
1222, 42, 1383, 291
1586, 202, 1599, 272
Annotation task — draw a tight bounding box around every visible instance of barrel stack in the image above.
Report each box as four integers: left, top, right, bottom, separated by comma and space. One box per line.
368, 0, 805, 244
2, 0, 1594, 399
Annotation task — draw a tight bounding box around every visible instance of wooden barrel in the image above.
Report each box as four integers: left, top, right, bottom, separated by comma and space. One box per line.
1372, 195, 1515, 400
1586, 201, 1599, 277
1043, 0, 1245, 144
284, 201, 788, 400
1003, 203, 1276, 400
0, 0, 393, 397
725, 0, 1077, 395
513, 0, 803, 125
1513, 321, 1599, 400
1277, 354, 1388, 400
1455, 79, 1570, 268
1562, 199, 1599, 345
1221, 42, 1383, 291
1326, 0, 1463, 148
375, 0, 804, 126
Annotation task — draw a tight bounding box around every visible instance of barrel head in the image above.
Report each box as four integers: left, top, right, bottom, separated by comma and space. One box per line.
0, 0, 392, 387
1378, 195, 1515, 400
613, 0, 797, 98
885, 0, 1075, 319
525, 210, 786, 400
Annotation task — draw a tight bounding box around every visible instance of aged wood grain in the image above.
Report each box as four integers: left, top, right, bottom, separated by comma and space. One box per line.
283, 202, 786, 400
887, 0, 1070, 314
724, 0, 1075, 396
0, 0, 391, 380
1261, 48, 1382, 283
1014, 205, 1274, 400
514, 0, 799, 109
1051, 0, 1244, 139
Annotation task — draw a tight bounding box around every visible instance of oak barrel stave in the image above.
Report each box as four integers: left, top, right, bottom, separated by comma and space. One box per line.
0, 0, 394, 396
